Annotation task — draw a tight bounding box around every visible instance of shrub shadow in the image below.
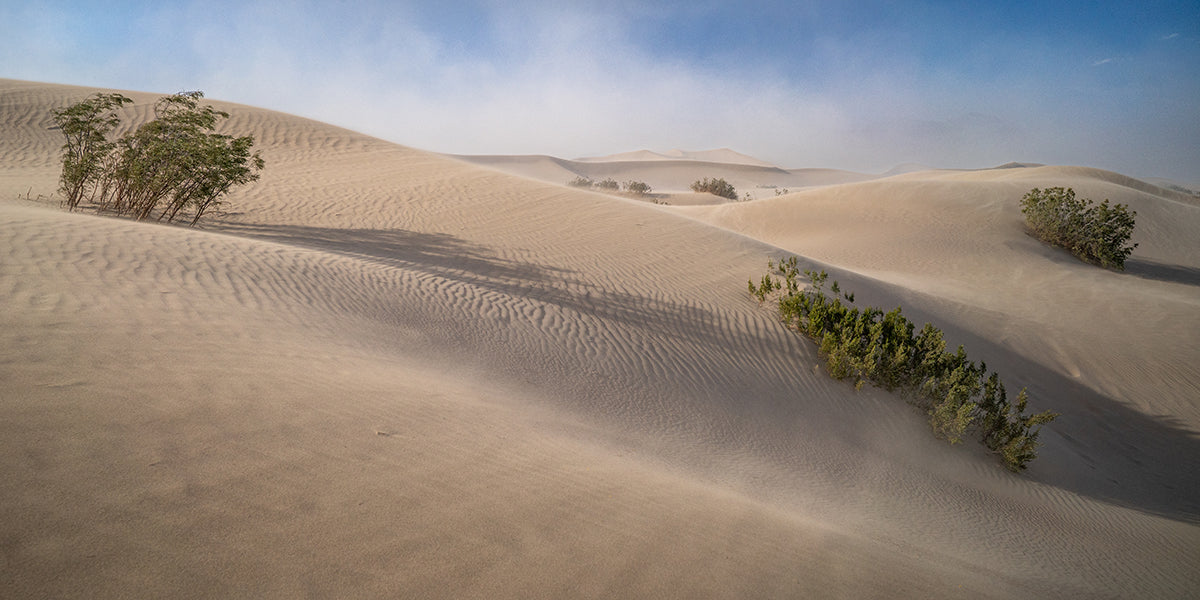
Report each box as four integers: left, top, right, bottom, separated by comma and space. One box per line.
872, 274, 1200, 525
1124, 257, 1200, 287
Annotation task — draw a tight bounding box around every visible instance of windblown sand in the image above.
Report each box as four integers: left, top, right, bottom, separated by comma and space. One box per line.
2, 79, 1198, 598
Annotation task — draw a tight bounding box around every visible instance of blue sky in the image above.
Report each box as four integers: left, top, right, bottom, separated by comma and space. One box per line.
4, 1, 1197, 180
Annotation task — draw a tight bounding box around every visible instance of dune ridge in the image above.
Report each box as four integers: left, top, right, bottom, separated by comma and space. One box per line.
2, 79, 1198, 598
451, 152, 875, 199
575, 148, 780, 168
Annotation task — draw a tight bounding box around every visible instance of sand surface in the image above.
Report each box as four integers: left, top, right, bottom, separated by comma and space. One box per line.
2, 79, 1198, 598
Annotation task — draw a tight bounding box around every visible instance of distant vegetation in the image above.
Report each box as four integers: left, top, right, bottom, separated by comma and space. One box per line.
624, 180, 652, 196
51, 91, 264, 226
750, 258, 1058, 472
691, 177, 738, 200
566, 176, 652, 197
1020, 187, 1137, 270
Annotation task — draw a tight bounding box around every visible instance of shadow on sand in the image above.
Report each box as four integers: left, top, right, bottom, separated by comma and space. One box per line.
213, 220, 760, 356
1124, 257, 1200, 287
216, 220, 1200, 525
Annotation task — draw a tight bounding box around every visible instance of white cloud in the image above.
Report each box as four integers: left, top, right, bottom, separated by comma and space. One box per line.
2, 0, 1197, 179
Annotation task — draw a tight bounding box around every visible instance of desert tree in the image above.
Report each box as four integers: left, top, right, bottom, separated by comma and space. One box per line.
50, 92, 133, 210
53, 90, 264, 226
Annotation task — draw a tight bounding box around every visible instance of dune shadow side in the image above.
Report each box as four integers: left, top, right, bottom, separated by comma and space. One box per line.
1011, 350, 1200, 523
873, 277, 1200, 525
216, 221, 1200, 524
1124, 257, 1200, 287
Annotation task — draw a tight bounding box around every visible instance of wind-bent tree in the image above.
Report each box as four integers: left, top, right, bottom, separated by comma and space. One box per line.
51, 91, 264, 226
50, 93, 133, 210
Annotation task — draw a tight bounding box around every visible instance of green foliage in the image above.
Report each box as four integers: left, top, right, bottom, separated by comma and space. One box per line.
568, 176, 594, 188
1020, 187, 1138, 270
691, 177, 738, 200
623, 180, 652, 196
596, 178, 620, 191
51, 91, 264, 226
50, 92, 134, 210
750, 258, 1058, 471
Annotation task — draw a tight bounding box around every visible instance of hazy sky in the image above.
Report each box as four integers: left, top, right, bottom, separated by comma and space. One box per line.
4, 1, 1198, 180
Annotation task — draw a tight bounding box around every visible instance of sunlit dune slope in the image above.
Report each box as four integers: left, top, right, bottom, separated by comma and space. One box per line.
679, 168, 1200, 422
2, 79, 1198, 599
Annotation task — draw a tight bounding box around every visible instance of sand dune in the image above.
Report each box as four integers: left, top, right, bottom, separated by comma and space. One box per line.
453, 152, 875, 200
575, 148, 780, 168
2, 79, 1198, 598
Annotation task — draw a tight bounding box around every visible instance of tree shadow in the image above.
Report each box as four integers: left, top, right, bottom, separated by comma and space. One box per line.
212, 221, 752, 355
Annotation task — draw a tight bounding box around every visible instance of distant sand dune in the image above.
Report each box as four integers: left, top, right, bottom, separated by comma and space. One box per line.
452, 153, 875, 200
575, 147, 781, 168
2, 79, 1198, 598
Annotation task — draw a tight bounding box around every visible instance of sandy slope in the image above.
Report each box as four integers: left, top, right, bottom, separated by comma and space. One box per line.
2, 79, 1198, 598
680, 168, 1200, 421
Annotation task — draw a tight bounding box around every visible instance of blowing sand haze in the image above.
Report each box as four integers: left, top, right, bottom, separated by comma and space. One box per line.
2, 79, 1198, 598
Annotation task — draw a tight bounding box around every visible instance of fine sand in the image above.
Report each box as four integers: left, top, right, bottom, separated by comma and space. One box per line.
2, 79, 1198, 598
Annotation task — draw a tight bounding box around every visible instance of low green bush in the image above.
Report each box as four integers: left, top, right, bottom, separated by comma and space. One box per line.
623, 180, 652, 196
750, 258, 1059, 471
1020, 187, 1137, 270
691, 177, 737, 200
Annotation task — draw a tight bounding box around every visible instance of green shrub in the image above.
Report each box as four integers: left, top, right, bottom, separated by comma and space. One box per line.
50, 92, 133, 210
596, 178, 620, 191
691, 177, 737, 200
568, 176, 594, 188
51, 91, 264, 226
1020, 187, 1137, 270
748, 258, 1059, 471
623, 180, 652, 196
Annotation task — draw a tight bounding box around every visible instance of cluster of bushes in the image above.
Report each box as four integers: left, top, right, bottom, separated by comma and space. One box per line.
568, 176, 652, 196
51, 91, 264, 226
691, 177, 737, 200
1020, 187, 1137, 270
750, 258, 1058, 471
